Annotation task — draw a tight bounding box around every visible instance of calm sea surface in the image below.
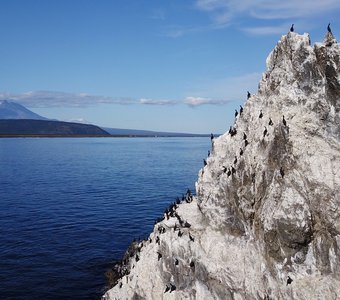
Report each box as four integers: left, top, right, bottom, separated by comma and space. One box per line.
0, 137, 210, 300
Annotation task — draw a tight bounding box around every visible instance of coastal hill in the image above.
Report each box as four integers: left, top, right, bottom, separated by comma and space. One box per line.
103, 31, 340, 299
0, 100, 111, 137
0, 100, 209, 137
0, 119, 111, 137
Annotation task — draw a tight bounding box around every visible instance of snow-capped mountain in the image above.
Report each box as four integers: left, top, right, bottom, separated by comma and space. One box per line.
102, 31, 340, 299
0, 100, 47, 120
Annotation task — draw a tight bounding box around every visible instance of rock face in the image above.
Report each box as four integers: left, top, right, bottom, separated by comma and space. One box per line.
103, 32, 340, 300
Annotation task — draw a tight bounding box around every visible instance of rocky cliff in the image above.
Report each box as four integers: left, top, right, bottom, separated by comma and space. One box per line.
103, 31, 340, 300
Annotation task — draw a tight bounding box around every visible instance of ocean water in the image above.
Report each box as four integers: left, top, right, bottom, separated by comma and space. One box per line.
0, 137, 210, 300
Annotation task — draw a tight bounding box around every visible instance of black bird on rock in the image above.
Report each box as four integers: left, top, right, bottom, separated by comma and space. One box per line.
240, 105, 243, 115
211, 133, 214, 140
233, 156, 237, 165
178, 230, 183, 237
164, 285, 170, 293
175, 258, 179, 266
157, 251, 162, 261
227, 169, 231, 177
231, 166, 236, 175
280, 167, 285, 178
259, 110, 263, 119
282, 115, 287, 126
240, 148, 243, 156
190, 260, 195, 268
287, 276, 293, 285
230, 127, 237, 137
169, 283, 176, 293
203, 159, 207, 166
247, 91, 251, 99
290, 24, 294, 32
263, 127, 268, 137
245, 139, 249, 147
184, 221, 191, 228
189, 233, 195, 242
269, 118, 273, 126
243, 132, 247, 140
235, 109, 238, 118
327, 23, 332, 33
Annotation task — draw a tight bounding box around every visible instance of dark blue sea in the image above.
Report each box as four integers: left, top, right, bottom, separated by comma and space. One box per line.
0, 137, 210, 300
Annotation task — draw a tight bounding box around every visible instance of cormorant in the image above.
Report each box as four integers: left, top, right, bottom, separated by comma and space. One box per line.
234, 156, 237, 164
327, 23, 332, 33
229, 126, 232, 134
263, 127, 268, 137
178, 230, 183, 237
175, 258, 179, 266
243, 132, 247, 140
290, 24, 294, 32
240, 105, 243, 115
247, 91, 251, 99
189, 233, 195, 242
230, 128, 237, 136
240, 148, 244, 156
280, 167, 285, 178
164, 285, 170, 293
190, 261, 195, 268
269, 118, 273, 126
169, 283, 176, 293
184, 221, 191, 228
211, 133, 214, 140
259, 110, 263, 118
119, 282, 123, 288
235, 109, 238, 118
231, 166, 236, 174
156, 236, 160, 245
135, 254, 139, 262
245, 139, 249, 147
287, 276, 293, 285
227, 169, 231, 177
203, 159, 207, 166
282, 115, 287, 126
208, 150, 210, 157
223, 166, 228, 173
157, 251, 162, 261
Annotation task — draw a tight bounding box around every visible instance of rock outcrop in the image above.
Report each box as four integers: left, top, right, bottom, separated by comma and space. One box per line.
103, 31, 340, 300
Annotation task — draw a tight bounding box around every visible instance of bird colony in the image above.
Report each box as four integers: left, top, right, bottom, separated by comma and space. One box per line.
103, 30, 340, 300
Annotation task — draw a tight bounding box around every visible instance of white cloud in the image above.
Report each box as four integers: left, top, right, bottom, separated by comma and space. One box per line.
139, 98, 177, 105
184, 96, 231, 107
67, 118, 91, 124
187, 72, 262, 103
0, 91, 136, 107
242, 24, 290, 36
195, 0, 340, 34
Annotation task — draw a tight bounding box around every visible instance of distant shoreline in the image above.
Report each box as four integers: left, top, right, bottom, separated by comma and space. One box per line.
0, 134, 212, 138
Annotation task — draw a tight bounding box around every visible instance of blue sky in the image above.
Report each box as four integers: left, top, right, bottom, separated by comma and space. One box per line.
0, 0, 339, 133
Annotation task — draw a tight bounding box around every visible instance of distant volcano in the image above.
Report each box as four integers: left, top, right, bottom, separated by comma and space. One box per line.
0, 100, 47, 120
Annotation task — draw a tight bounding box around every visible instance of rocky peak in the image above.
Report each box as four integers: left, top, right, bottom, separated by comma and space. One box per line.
103, 32, 340, 300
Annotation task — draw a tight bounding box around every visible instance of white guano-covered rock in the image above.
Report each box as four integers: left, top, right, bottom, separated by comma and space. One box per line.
103, 31, 340, 300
